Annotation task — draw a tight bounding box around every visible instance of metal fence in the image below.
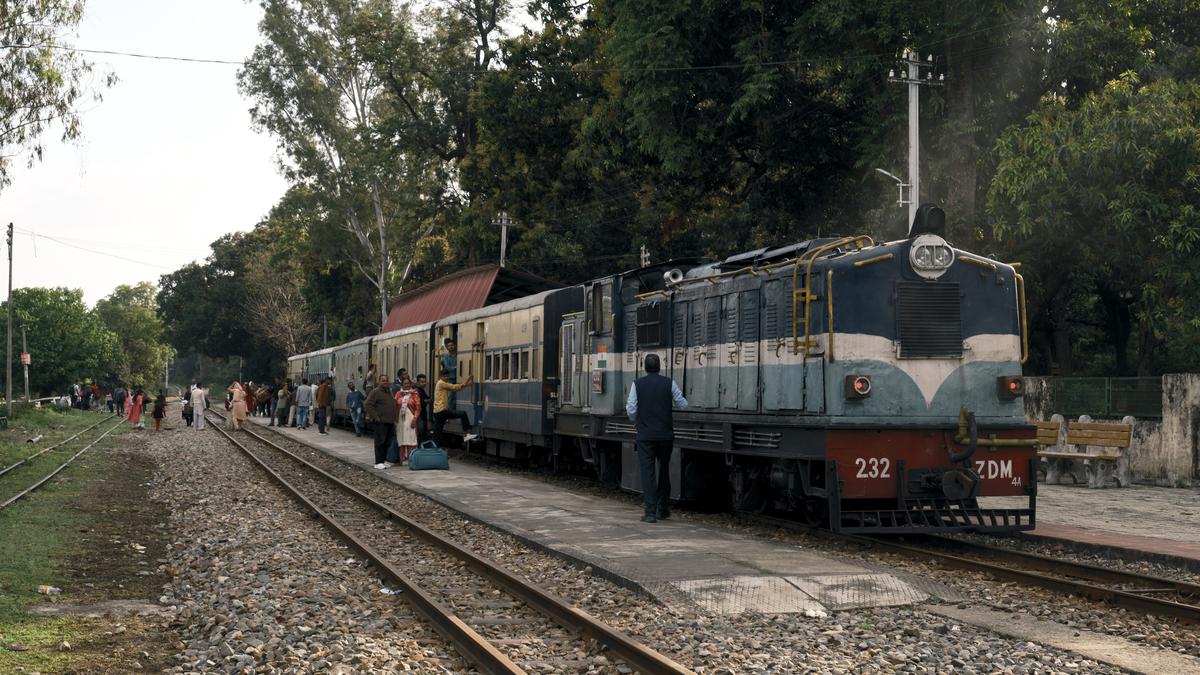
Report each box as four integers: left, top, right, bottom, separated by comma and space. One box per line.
1048, 376, 1163, 419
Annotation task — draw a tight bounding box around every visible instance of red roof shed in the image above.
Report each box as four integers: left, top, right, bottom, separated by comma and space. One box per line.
380, 265, 560, 333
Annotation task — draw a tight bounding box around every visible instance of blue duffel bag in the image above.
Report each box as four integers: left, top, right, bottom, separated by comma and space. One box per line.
409, 440, 450, 470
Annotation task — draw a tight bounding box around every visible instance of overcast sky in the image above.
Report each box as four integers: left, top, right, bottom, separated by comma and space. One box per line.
0, 0, 287, 306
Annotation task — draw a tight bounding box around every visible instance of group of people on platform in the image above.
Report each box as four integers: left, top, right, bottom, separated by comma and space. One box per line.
178, 359, 479, 471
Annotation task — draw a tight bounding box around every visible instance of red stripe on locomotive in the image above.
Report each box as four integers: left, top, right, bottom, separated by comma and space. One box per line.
827, 428, 1036, 499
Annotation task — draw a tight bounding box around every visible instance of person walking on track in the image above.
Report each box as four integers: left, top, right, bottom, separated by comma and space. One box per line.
152, 391, 167, 431
228, 381, 248, 431
114, 385, 126, 416
365, 375, 397, 470
127, 388, 146, 431
625, 354, 688, 523
193, 382, 208, 430
432, 369, 475, 445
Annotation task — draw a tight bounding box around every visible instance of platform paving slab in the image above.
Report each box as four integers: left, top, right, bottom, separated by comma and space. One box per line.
990, 483, 1200, 564
246, 416, 928, 615
931, 604, 1200, 675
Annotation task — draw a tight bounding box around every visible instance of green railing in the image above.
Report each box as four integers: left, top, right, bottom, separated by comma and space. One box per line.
1048, 377, 1162, 419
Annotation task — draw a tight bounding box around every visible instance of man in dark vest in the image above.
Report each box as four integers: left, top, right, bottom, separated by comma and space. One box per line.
625, 354, 689, 523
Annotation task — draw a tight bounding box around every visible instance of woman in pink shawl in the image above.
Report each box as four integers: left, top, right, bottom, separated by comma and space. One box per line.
393, 378, 422, 464
127, 388, 145, 430
228, 381, 248, 431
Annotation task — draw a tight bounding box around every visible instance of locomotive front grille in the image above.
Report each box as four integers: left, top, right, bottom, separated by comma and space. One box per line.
896, 281, 963, 358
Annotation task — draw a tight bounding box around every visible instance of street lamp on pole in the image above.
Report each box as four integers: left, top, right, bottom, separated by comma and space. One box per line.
873, 168, 911, 211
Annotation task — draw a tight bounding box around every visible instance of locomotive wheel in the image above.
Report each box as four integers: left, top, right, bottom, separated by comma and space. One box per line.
803, 497, 829, 527
732, 474, 767, 513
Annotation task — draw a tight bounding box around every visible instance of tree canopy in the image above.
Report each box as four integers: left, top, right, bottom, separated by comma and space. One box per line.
161, 0, 1200, 377
0, 0, 113, 188
1, 288, 121, 395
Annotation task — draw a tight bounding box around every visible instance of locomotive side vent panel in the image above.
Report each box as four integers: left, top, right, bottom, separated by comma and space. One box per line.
896, 281, 963, 358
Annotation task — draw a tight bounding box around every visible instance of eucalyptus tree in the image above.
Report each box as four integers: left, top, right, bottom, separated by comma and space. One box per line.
240, 0, 417, 328
0, 0, 114, 188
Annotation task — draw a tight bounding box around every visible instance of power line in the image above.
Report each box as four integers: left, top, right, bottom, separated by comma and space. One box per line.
18, 230, 177, 270
14, 228, 198, 256
3, 19, 1033, 77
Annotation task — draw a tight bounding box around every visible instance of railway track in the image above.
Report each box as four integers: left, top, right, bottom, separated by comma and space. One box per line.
740, 512, 1200, 625
0, 414, 125, 510
206, 412, 694, 675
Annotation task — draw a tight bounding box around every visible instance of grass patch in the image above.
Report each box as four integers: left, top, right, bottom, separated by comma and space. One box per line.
0, 408, 140, 672
0, 406, 116, 469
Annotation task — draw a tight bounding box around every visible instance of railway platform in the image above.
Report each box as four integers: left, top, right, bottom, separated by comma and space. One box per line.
245, 416, 933, 616
1017, 483, 1200, 567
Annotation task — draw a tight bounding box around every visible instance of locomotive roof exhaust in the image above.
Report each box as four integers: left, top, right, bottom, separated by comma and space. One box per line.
909, 203, 946, 238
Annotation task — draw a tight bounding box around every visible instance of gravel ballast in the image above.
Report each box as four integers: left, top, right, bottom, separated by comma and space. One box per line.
237, 421, 1134, 673
148, 425, 465, 673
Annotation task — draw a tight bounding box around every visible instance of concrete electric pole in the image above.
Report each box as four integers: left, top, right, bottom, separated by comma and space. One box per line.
22, 326, 29, 402
6, 222, 12, 417
493, 211, 514, 268
888, 51, 944, 231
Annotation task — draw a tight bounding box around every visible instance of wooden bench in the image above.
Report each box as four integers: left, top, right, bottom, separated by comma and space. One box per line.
1036, 415, 1133, 488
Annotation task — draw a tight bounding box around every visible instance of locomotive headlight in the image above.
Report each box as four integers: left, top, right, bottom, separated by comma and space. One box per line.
909, 234, 955, 279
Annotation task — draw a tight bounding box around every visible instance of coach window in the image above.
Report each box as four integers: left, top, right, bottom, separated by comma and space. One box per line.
520, 350, 530, 380
592, 282, 613, 335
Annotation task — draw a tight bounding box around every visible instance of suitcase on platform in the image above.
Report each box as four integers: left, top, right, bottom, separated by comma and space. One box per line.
409, 441, 450, 470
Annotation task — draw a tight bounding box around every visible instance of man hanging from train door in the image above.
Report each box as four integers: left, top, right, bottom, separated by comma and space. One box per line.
626, 354, 688, 523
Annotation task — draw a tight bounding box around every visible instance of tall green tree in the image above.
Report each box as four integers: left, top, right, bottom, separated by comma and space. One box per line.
240, 0, 429, 328
989, 74, 1200, 375
2, 287, 120, 395
95, 282, 175, 387
0, 0, 113, 188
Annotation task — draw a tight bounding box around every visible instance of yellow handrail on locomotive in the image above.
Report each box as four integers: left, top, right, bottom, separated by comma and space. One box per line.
826, 269, 835, 362
1014, 269, 1029, 365
792, 236, 874, 355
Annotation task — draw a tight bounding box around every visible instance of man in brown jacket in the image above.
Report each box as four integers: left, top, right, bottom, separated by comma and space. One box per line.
365, 375, 397, 469
315, 377, 332, 435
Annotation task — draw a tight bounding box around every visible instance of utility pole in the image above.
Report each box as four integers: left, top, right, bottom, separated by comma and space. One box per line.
164, 357, 169, 395
493, 212, 514, 268
322, 315, 328, 348
22, 326, 29, 401
6, 222, 12, 417
888, 51, 943, 230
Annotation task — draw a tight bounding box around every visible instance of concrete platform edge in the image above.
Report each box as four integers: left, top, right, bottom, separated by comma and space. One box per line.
1014, 531, 1200, 573
249, 422, 668, 604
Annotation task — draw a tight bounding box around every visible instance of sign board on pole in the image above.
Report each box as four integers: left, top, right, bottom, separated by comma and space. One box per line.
20, 352, 29, 365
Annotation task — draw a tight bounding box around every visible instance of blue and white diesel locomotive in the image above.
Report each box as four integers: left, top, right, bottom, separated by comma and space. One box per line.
289, 206, 1038, 533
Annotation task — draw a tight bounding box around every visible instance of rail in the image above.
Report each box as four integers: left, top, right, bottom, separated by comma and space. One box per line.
737, 512, 1200, 624
208, 411, 695, 675
0, 414, 118, 479
0, 417, 125, 510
